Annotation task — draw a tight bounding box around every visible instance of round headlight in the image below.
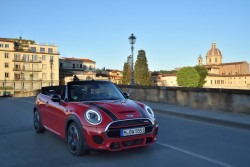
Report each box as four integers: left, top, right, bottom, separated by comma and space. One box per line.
145, 105, 155, 118
84, 110, 102, 125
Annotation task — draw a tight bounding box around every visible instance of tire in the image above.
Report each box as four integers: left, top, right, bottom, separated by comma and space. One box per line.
33, 110, 45, 133
67, 122, 89, 156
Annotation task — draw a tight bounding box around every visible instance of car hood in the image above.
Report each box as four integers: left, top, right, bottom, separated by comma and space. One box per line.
82, 99, 148, 121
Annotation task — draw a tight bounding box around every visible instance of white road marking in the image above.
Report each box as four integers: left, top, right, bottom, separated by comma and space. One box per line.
156, 142, 236, 167
12, 98, 35, 105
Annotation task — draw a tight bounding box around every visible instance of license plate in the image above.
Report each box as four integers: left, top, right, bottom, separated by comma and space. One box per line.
121, 127, 145, 136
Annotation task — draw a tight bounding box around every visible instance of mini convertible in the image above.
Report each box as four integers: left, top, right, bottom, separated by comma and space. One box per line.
34, 80, 158, 156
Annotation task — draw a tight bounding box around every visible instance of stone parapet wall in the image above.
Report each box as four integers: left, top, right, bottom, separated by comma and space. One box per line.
13, 90, 41, 98
118, 85, 250, 114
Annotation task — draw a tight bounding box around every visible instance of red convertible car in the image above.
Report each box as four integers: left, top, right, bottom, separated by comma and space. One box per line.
33, 80, 158, 156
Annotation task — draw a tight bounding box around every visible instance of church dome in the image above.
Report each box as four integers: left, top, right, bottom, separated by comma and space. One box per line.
206, 42, 222, 57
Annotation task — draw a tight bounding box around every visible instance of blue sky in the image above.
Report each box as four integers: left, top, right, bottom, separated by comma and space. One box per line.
1, 0, 249, 71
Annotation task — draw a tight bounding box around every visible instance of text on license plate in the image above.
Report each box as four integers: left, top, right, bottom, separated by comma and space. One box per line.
121, 127, 145, 136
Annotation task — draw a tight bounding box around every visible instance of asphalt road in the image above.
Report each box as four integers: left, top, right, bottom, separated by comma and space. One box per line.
0, 97, 250, 167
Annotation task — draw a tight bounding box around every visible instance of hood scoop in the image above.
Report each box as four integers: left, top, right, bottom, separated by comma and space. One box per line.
118, 110, 135, 114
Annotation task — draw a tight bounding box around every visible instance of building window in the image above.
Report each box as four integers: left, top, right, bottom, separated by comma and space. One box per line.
73, 64, 75, 68
89, 65, 92, 70
50, 56, 53, 60
32, 55, 38, 62
40, 47, 45, 53
42, 64, 47, 70
5, 72, 9, 78
14, 73, 21, 80
215, 58, 217, 62
217, 80, 220, 84
5, 44, 9, 48
23, 54, 29, 62
80, 64, 82, 68
42, 55, 46, 60
209, 58, 211, 63
4, 53, 9, 58
31, 47, 36, 52
60, 63, 63, 68
5, 63, 9, 68
0, 43, 4, 47
14, 53, 20, 60
48, 48, 53, 53
211, 80, 212, 84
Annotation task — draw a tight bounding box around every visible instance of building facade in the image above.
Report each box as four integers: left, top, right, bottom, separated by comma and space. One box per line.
153, 42, 250, 89
0, 37, 59, 95
59, 57, 96, 84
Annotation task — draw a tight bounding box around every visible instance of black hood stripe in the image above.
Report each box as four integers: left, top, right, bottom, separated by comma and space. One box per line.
128, 100, 147, 118
84, 102, 118, 121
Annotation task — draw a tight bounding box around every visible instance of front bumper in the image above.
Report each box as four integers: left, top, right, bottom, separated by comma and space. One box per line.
83, 124, 158, 151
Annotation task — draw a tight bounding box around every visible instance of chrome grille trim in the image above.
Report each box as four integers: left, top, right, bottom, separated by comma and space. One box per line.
104, 118, 154, 132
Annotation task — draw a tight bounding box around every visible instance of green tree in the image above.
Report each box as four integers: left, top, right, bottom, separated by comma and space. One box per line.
134, 50, 152, 85
122, 62, 131, 85
194, 65, 208, 87
177, 67, 200, 87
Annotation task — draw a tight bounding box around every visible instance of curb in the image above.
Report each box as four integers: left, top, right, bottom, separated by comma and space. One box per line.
154, 109, 250, 131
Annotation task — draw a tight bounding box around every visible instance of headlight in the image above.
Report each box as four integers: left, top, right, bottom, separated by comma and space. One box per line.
84, 109, 102, 125
145, 105, 155, 118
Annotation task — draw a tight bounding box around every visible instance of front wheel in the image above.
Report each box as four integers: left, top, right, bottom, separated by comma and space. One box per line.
67, 122, 89, 156
33, 110, 45, 133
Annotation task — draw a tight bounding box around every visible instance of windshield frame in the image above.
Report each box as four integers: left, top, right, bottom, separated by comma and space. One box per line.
67, 80, 126, 102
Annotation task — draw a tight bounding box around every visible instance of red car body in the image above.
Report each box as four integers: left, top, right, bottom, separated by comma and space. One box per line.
34, 80, 158, 155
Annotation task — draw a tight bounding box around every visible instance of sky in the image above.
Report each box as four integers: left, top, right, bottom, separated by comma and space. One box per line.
1, 0, 250, 71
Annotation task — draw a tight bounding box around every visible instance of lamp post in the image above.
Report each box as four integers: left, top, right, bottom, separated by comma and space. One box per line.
4, 78, 7, 96
128, 33, 136, 85
21, 72, 24, 91
50, 57, 53, 86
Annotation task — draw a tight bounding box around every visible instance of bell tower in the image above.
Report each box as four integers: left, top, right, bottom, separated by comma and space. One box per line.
198, 55, 203, 66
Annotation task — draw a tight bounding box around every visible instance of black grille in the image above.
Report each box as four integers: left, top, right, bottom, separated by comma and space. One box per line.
109, 119, 152, 129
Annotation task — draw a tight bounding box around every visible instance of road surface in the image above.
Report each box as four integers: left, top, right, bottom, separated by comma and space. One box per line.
0, 97, 249, 167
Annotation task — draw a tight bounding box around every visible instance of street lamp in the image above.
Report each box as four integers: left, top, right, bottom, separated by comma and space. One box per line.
4, 78, 7, 96
128, 33, 136, 85
50, 57, 54, 86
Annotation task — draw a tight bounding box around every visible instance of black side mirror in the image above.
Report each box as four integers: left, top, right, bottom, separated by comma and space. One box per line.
123, 92, 129, 99
51, 94, 61, 102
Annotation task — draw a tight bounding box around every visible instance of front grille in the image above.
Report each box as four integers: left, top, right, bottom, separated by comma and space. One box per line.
109, 119, 152, 129
106, 119, 154, 138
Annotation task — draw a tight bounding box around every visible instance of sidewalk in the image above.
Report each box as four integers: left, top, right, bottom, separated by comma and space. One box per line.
142, 101, 250, 130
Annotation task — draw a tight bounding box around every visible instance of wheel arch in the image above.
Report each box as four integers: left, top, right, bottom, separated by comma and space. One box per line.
65, 114, 83, 139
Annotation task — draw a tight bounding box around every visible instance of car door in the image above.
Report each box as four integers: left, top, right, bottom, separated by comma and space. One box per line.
46, 98, 68, 136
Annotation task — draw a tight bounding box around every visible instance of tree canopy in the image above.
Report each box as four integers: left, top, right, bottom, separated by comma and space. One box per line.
122, 62, 131, 85
134, 50, 152, 86
177, 66, 200, 87
194, 65, 208, 87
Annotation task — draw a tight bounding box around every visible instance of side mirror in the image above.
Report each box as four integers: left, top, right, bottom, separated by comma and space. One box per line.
51, 94, 61, 102
123, 92, 129, 99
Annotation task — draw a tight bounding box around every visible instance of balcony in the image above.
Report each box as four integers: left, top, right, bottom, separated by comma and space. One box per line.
14, 78, 42, 81
13, 59, 42, 63
13, 67, 42, 72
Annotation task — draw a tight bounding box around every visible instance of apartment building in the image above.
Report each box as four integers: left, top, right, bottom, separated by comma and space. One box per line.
59, 57, 96, 84
0, 37, 59, 95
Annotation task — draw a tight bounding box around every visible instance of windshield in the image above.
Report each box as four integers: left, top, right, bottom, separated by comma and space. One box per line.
68, 81, 125, 102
